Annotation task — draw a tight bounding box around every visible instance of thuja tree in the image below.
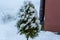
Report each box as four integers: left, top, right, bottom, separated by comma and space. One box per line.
17, 1, 41, 40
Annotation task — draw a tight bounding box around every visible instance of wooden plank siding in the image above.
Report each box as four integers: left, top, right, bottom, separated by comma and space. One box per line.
44, 0, 60, 32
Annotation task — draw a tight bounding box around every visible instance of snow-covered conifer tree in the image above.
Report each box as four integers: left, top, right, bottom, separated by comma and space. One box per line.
17, 1, 41, 40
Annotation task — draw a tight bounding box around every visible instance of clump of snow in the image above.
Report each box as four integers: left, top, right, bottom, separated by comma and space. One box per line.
20, 23, 26, 28
36, 19, 40, 24
31, 23, 36, 28
30, 13, 36, 18
28, 18, 31, 22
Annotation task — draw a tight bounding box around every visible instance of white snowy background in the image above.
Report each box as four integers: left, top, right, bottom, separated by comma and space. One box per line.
0, 0, 60, 40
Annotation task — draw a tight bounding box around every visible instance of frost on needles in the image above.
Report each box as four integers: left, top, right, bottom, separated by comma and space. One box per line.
17, 1, 41, 40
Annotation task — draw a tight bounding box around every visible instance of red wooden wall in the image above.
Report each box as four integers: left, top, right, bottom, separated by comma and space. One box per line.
44, 0, 60, 32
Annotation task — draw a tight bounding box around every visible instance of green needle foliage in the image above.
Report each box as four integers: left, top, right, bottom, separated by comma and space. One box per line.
17, 1, 41, 40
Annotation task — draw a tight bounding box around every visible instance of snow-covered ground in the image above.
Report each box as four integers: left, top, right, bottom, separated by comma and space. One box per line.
0, 0, 60, 40
0, 21, 60, 40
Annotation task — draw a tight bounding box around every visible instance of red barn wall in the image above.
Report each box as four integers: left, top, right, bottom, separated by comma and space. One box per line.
44, 0, 60, 32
